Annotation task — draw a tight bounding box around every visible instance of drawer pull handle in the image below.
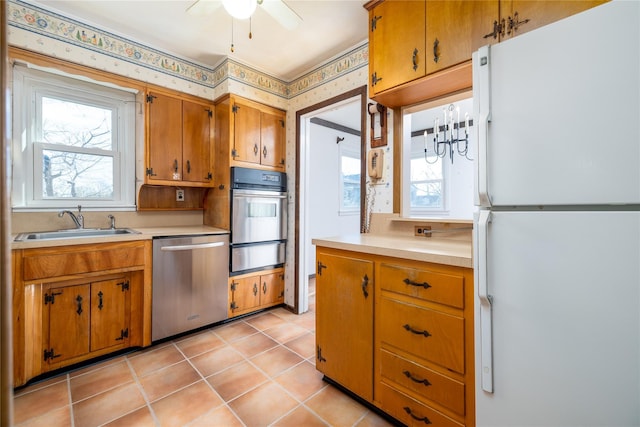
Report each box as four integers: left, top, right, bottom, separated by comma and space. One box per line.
403, 324, 431, 338
403, 278, 431, 289
403, 407, 432, 425
403, 370, 431, 387
361, 274, 369, 298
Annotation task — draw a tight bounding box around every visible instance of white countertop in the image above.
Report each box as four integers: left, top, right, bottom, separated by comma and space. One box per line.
312, 234, 473, 268
11, 225, 229, 249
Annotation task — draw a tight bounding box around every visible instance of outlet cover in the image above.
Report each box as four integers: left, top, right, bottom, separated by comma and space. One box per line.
414, 225, 432, 237
176, 189, 185, 202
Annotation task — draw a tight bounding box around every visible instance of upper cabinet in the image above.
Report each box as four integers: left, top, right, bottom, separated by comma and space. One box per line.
223, 96, 286, 170
366, 0, 606, 108
145, 90, 214, 187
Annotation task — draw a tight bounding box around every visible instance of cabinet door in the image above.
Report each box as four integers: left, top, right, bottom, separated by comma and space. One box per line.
427, 1, 497, 74
147, 92, 183, 181
370, 0, 426, 94
260, 111, 286, 169
91, 278, 129, 352
182, 100, 213, 184
316, 250, 374, 400
44, 283, 90, 364
501, 0, 606, 40
260, 271, 284, 306
233, 102, 261, 164
229, 276, 260, 316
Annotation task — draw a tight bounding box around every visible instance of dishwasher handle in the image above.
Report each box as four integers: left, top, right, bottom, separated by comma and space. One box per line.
160, 241, 225, 251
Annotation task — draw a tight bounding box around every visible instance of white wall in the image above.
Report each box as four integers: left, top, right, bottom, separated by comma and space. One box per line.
307, 123, 360, 273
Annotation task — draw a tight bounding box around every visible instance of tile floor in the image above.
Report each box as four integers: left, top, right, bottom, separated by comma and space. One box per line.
13, 287, 396, 427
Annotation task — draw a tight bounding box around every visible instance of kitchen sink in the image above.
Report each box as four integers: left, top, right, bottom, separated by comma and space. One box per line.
14, 228, 140, 242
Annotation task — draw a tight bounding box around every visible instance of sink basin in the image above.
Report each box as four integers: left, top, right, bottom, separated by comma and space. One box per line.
14, 228, 140, 242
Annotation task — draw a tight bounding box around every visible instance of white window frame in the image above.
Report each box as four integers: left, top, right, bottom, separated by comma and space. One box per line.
409, 148, 449, 216
338, 142, 361, 216
12, 63, 136, 211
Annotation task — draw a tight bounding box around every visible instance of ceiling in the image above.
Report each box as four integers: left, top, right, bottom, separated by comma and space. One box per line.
26, 0, 370, 82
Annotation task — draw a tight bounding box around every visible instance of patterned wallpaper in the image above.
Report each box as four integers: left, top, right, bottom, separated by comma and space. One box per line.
7, 0, 368, 101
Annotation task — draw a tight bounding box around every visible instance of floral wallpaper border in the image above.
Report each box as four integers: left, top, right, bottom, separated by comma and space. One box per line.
7, 0, 368, 100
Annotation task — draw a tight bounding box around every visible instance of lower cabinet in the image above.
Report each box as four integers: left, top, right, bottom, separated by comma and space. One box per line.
13, 241, 152, 387
228, 267, 285, 318
315, 249, 374, 401
315, 246, 474, 426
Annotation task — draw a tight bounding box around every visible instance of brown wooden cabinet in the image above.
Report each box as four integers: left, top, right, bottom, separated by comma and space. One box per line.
228, 267, 285, 318
146, 91, 214, 187
365, 0, 605, 107
13, 241, 152, 386
315, 248, 374, 401
314, 245, 474, 426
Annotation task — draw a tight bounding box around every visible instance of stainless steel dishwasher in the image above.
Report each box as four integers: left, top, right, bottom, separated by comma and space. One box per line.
152, 234, 229, 341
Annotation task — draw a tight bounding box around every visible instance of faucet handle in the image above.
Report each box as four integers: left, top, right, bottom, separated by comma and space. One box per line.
77, 205, 82, 213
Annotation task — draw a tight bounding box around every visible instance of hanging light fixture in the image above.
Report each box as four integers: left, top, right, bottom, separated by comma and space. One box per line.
424, 104, 472, 164
223, 0, 258, 20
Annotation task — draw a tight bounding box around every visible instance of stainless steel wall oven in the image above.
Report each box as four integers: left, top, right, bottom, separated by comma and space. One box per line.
230, 167, 287, 275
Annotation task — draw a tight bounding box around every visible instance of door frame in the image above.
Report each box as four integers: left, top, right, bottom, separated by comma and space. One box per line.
294, 86, 367, 314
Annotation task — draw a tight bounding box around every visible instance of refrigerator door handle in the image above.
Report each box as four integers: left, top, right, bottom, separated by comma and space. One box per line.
476, 45, 491, 207
477, 210, 494, 392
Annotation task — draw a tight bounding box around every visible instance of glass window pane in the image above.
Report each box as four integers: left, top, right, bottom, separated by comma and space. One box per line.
42, 150, 113, 199
41, 97, 113, 150
411, 157, 442, 180
410, 182, 442, 208
341, 154, 360, 210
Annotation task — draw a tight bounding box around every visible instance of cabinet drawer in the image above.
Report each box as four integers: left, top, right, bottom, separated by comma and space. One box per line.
23, 244, 146, 281
379, 382, 463, 427
380, 349, 464, 416
380, 297, 464, 373
379, 263, 464, 309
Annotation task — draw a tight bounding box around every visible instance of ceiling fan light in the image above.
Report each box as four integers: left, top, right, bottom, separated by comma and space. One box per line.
222, 0, 258, 20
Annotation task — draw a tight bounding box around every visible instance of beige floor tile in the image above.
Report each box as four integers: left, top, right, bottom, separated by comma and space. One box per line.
214, 320, 259, 342
230, 331, 279, 358
245, 311, 288, 331
250, 345, 303, 378
73, 381, 146, 427
190, 344, 243, 377
151, 380, 223, 427
127, 344, 185, 377
292, 311, 316, 331
14, 374, 67, 397
274, 360, 327, 402
14, 404, 71, 427
354, 410, 398, 427
306, 385, 369, 427
175, 330, 225, 358
70, 360, 134, 402
190, 405, 244, 427
284, 331, 316, 359
69, 355, 127, 378
228, 382, 299, 427
263, 322, 309, 344
13, 380, 69, 425
206, 360, 268, 402
103, 406, 156, 426
270, 307, 300, 322
273, 406, 329, 427
138, 360, 202, 402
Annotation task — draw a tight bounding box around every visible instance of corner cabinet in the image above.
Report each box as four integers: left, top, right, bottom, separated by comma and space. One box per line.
12, 241, 152, 387
145, 90, 214, 187
315, 245, 474, 426
228, 267, 285, 318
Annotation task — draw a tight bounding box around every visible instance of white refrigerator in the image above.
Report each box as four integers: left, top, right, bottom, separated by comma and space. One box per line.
472, 2, 640, 426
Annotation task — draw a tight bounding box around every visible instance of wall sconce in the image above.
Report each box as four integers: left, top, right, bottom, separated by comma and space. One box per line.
368, 102, 387, 148
424, 104, 472, 164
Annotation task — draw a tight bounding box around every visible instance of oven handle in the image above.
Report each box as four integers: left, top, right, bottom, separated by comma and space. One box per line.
160, 242, 225, 251
232, 189, 287, 198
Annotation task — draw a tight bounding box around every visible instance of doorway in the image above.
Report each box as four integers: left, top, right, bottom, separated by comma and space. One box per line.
294, 86, 367, 314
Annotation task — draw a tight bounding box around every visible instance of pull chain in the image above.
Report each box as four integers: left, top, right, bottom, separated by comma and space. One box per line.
230, 18, 235, 52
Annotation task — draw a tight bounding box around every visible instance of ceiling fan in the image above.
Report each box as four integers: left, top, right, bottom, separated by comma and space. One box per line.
187, 0, 302, 30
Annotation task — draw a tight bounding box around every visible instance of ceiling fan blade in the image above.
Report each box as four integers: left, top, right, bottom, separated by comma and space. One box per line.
186, 0, 222, 15
259, 0, 302, 30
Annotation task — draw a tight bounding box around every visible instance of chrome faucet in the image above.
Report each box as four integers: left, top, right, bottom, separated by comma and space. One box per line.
58, 205, 84, 229
107, 214, 116, 229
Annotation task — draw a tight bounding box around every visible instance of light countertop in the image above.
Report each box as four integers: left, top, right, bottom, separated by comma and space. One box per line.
312, 234, 473, 268
11, 225, 229, 249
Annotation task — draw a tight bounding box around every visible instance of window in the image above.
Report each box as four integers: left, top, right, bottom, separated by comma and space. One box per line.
410, 153, 445, 212
12, 64, 136, 210
339, 143, 361, 215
